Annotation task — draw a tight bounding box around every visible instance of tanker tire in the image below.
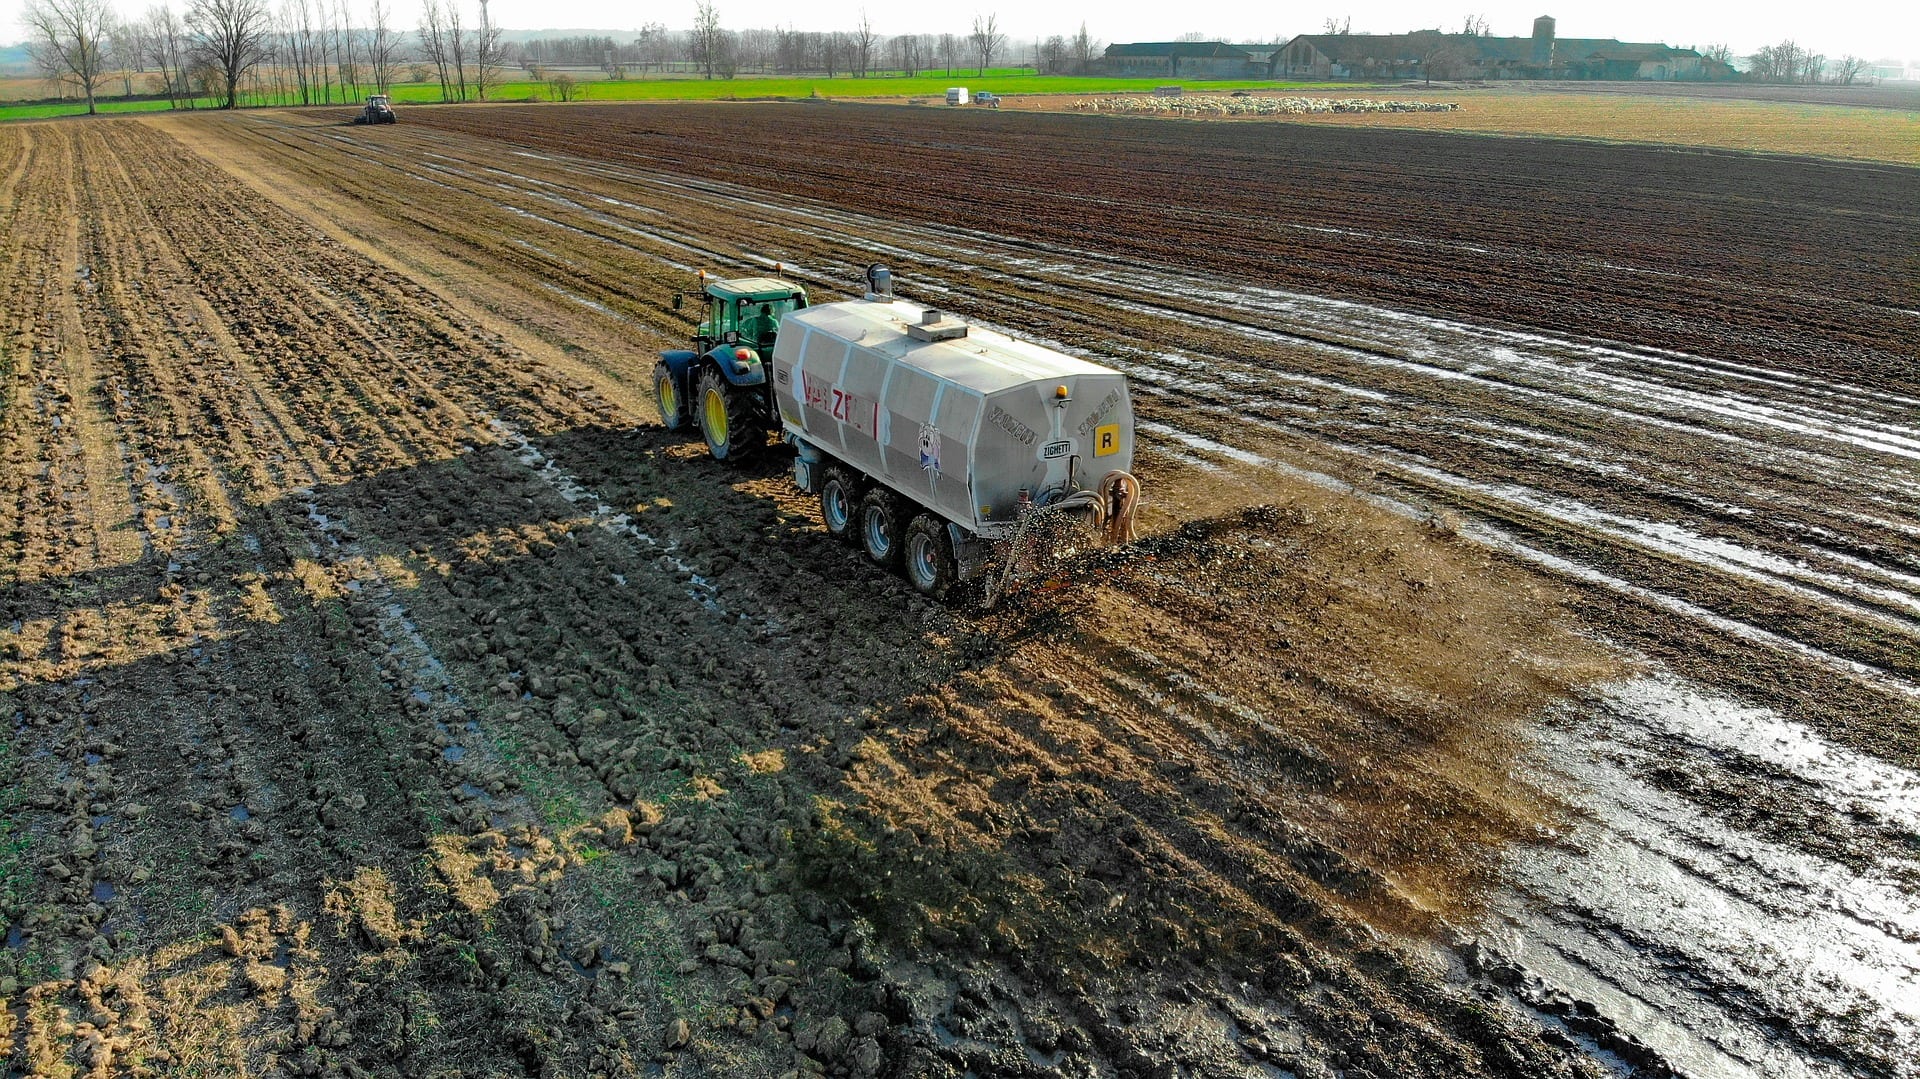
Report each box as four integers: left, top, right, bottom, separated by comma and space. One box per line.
819, 466, 861, 544
904, 515, 957, 600
653, 363, 686, 432
697, 368, 759, 462
859, 489, 906, 569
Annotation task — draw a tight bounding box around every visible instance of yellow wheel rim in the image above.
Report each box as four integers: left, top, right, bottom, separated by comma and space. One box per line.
704, 388, 728, 444
657, 375, 675, 418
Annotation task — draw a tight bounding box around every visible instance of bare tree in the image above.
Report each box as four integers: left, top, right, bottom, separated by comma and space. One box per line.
969, 12, 1003, 75
144, 3, 190, 104
419, 0, 452, 99
938, 31, 958, 76
23, 0, 116, 114
367, 0, 397, 91
447, 0, 469, 100
187, 0, 270, 108
851, 9, 876, 77
636, 22, 673, 73
473, 0, 504, 98
691, 0, 723, 79
1748, 40, 1802, 82
1411, 29, 1465, 83
545, 70, 576, 100
736, 27, 775, 72
1322, 16, 1351, 34
1037, 33, 1065, 73
1071, 21, 1097, 73
889, 31, 911, 75
826, 31, 849, 76
1834, 54, 1866, 84
110, 22, 148, 95
1701, 42, 1731, 65
1460, 13, 1489, 36
334, 0, 359, 100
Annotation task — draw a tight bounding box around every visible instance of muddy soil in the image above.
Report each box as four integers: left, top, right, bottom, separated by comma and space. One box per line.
2, 107, 1916, 1079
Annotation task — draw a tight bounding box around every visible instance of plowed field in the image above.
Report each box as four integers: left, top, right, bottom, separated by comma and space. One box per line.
2, 103, 1916, 1079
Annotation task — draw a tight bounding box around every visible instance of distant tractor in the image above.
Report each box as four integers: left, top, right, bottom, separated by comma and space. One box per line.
353, 94, 396, 124
655, 265, 1142, 600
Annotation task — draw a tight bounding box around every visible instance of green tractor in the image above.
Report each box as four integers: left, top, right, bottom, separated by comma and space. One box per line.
654, 273, 808, 460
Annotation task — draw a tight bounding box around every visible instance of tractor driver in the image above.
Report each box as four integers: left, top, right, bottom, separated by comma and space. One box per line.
738, 302, 777, 346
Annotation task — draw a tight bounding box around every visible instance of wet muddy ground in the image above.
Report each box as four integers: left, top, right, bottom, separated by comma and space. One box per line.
2, 105, 1916, 1078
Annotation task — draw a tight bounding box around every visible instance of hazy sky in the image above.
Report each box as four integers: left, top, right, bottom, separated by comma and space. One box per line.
6, 0, 1915, 64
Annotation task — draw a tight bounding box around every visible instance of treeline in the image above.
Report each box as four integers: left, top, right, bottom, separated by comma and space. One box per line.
19, 0, 507, 111
18, 0, 1105, 115
1743, 39, 1870, 84
522, 13, 1101, 80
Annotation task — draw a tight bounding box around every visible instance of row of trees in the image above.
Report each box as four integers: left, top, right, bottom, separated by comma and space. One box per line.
686, 6, 1081, 80
505, 20, 1096, 79
21, 0, 1095, 115
1745, 39, 1869, 84
23, 0, 520, 112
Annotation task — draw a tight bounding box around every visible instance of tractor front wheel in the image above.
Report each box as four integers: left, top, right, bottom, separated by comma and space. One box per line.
697, 368, 760, 462
653, 363, 686, 431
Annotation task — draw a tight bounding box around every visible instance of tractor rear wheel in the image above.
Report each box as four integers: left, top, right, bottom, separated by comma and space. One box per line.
697, 368, 759, 461
903, 514, 957, 599
653, 363, 686, 431
858, 489, 905, 569
819, 466, 861, 544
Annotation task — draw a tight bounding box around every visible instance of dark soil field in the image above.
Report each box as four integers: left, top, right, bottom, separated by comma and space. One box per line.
2, 101, 1916, 1079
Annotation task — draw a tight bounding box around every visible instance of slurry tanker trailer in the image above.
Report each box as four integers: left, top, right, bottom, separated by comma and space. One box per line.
654, 265, 1142, 599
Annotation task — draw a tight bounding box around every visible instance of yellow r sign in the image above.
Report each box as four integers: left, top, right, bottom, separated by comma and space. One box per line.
1094, 424, 1120, 457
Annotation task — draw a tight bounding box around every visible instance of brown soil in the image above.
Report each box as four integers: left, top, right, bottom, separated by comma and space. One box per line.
2, 104, 1914, 1079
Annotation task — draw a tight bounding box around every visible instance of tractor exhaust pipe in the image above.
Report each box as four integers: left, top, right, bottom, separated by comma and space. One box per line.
864, 263, 893, 300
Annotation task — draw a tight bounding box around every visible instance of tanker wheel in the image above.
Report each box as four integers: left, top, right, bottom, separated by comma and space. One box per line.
859, 489, 905, 569
819, 466, 861, 544
697, 368, 759, 461
903, 514, 957, 600
652, 363, 687, 431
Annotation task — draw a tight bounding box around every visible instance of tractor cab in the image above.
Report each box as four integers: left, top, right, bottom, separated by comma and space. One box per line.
656, 273, 808, 459
680, 276, 806, 355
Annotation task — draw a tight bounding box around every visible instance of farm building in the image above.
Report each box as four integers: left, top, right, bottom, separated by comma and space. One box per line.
1276, 16, 1712, 80
1103, 42, 1263, 79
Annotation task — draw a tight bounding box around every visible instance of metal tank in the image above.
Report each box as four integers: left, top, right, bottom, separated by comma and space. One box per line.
770, 294, 1135, 541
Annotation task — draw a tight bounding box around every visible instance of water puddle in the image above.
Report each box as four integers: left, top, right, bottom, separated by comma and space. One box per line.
1478, 676, 1920, 1079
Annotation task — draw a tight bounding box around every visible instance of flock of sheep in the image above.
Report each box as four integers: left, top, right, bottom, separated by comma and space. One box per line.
1070, 95, 1462, 116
